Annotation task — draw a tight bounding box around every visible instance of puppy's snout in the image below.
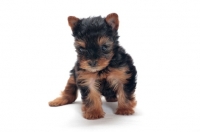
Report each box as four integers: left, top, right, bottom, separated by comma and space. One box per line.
88, 60, 97, 67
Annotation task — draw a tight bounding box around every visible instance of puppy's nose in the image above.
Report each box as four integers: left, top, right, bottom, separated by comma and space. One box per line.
88, 60, 97, 67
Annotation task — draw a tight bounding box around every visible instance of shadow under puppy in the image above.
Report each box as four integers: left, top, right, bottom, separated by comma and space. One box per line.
49, 13, 137, 120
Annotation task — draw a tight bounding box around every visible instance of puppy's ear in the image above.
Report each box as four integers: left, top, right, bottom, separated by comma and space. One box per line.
68, 16, 79, 30
105, 13, 119, 30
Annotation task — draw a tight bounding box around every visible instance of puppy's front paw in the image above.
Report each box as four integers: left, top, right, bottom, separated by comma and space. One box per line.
49, 97, 68, 107
115, 108, 134, 115
83, 110, 105, 120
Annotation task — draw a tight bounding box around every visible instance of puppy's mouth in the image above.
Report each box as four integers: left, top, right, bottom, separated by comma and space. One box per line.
87, 67, 102, 72
80, 58, 110, 72
85, 63, 107, 73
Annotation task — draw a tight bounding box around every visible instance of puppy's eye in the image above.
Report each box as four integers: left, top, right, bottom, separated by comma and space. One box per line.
102, 45, 108, 52
79, 47, 86, 52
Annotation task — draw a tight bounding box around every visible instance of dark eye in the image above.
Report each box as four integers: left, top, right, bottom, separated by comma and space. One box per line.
102, 45, 108, 52
79, 47, 86, 52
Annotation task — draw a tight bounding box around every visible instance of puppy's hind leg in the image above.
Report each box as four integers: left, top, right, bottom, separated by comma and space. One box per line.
49, 75, 78, 107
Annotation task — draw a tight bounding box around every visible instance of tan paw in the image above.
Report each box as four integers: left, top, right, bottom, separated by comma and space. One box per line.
115, 108, 134, 115
83, 110, 105, 120
48, 97, 68, 107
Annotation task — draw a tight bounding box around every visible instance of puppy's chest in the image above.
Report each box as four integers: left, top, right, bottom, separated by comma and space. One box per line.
76, 66, 131, 90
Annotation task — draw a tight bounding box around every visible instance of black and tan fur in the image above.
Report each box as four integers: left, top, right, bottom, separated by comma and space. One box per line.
49, 13, 137, 119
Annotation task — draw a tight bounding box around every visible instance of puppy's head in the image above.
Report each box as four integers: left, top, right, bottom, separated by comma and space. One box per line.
68, 13, 119, 72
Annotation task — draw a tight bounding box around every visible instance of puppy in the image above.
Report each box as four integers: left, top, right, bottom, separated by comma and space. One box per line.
49, 13, 137, 120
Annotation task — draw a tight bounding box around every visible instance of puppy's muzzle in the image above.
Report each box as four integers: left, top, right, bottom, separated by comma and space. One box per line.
88, 60, 97, 67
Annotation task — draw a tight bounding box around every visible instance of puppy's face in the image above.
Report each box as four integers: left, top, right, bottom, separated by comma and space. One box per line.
68, 13, 119, 72
74, 37, 114, 72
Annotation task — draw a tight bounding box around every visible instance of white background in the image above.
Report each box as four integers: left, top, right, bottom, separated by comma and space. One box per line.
0, 0, 200, 131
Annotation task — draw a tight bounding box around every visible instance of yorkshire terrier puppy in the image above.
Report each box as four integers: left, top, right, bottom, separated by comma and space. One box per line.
49, 13, 137, 120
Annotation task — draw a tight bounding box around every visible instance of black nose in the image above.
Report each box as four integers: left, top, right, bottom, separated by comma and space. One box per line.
88, 60, 97, 67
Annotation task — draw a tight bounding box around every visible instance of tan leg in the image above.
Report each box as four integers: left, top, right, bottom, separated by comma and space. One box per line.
105, 67, 137, 115
82, 87, 105, 119
76, 71, 104, 119
49, 75, 78, 106
116, 84, 137, 115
